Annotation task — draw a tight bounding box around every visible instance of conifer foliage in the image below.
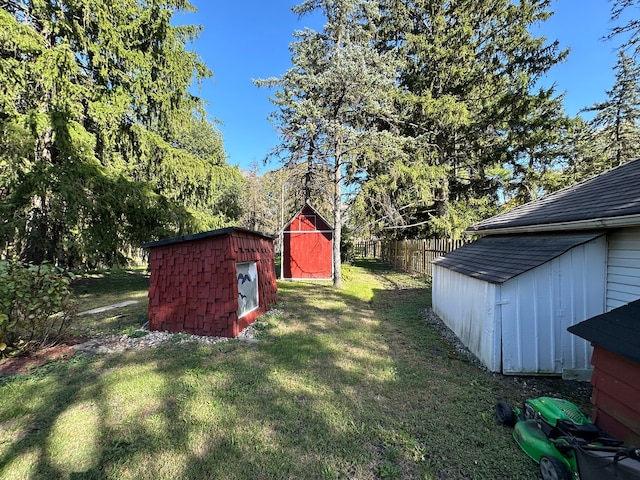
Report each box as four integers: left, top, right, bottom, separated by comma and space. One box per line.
256, 0, 402, 286
0, 0, 243, 268
583, 52, 640, 170
261, 0, 570, 254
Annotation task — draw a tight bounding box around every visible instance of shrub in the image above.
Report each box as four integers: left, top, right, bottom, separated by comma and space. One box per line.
0, 260, 76, 357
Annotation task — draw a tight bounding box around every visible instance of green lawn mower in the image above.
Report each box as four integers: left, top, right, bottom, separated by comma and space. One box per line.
495, 396, 640, 480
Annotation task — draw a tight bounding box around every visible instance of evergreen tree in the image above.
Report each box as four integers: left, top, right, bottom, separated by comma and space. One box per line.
556, 116, 607, 186
358, 0, 568, 238
583, 51, 640, 170
0, 0, 243, 267
500, 89, 571, 205
609, 0, 640, 55
256, 0, 402, 287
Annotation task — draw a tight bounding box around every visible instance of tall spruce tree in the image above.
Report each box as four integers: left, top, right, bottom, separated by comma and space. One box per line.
500, 88, 571, 205
356, 0, 568, 238
583, 51, 640, 170
0, 0, 243, 267
256, 0, 402, 287
609, 0, 640, 54
556, 116, 608, 185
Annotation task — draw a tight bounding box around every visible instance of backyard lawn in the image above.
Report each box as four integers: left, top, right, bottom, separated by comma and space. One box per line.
0, 261, 591, 479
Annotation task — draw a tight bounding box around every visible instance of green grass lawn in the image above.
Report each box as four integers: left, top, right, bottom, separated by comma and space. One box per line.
0, 260, 591, 479
68, 268, 150, 338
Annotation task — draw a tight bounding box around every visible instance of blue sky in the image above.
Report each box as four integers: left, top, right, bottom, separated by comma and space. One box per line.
183, 0, 626, 172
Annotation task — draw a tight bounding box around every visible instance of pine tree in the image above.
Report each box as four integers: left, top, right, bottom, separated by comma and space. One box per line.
358, 0, 568, 237
500, 88, 571, 205
583, 51, 640, 170
256, 0, 402, 287
609, 0, 640, 55
560, 116, 608, 185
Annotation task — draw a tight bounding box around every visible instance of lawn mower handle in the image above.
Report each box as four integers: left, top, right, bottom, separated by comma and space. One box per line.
572, 443, 639, 454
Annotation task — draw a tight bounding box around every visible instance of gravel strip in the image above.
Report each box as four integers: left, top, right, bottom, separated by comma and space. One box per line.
421, 307, 487, 371
73, 321, 265, 355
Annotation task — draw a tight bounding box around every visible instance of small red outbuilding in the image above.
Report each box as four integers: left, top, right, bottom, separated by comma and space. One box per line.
281, 203, 333, 280
142, 227, 277, 338
568, 299, 640, 445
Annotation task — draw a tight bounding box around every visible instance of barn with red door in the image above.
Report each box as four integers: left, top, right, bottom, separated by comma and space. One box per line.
142, 227, 277, 338
281, 203, 333, 280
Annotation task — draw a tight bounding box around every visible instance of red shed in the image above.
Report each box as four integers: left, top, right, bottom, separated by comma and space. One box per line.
568, 299, 640, 444
142, 227, 277, 338
281, 203, 333, 280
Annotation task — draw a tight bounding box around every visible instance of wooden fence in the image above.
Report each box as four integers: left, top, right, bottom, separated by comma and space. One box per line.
353, 240, 382, 259
354, 238, 467, 278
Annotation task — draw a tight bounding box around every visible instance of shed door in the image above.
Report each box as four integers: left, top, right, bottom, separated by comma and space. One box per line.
500, 237, 606, 375
283, 231, 333, 279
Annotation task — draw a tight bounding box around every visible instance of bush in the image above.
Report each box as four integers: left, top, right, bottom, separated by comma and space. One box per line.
0, 260, 76, 357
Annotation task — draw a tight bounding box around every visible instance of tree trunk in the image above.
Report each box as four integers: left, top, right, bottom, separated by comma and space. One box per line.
332, 155, 342, 288
22, 128, 54, 264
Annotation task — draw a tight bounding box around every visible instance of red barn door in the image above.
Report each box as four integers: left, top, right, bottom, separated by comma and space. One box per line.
282, 205, 333, 279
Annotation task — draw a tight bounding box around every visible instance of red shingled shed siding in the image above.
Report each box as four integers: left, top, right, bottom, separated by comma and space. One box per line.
590, 347, 640, 444
147, 231, 276, 338
229, 231, 278, 335
283, 205, 333, 279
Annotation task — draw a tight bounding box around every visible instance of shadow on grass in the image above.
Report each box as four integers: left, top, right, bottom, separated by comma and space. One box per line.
70, 269, 149, 298
0, 261, 589, 479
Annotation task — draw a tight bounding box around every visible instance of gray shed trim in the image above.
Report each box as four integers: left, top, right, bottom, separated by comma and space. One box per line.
467, 159, 640, 234
432, 232, 605, 283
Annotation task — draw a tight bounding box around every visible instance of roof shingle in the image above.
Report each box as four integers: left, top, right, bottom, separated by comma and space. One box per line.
432, 232, 604, 283
568, 299, 640, 364
468, 159, 640, 233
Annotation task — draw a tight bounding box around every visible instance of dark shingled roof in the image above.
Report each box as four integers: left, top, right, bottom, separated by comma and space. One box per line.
432, 232, 604, 284
468, 159, 640, 233
568, 299, 640, 365
141, 227, 275, 249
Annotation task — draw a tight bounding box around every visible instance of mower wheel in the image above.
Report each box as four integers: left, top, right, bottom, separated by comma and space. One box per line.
539, 455, 570, 480
495, 400, 516, 427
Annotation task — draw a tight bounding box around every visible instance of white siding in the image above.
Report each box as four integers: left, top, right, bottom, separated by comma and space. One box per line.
433, 236, 607, 375
500, 235, 606, 375
432, 266, 501, 372
607, 227, 640, 310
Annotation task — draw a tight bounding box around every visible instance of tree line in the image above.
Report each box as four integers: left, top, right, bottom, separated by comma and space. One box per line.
0, 0, 245, 268
3, 1, 640, 280
245, 0, 640, 285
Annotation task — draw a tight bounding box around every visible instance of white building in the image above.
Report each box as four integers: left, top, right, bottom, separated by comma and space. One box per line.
432, 160, 640, 377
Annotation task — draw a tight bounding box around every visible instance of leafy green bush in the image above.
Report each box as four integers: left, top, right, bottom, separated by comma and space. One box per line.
0, 260, 76, 356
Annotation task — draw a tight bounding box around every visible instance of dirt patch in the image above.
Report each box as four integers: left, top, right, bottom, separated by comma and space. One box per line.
0, 320, 265, 379
0, 344, 77, 377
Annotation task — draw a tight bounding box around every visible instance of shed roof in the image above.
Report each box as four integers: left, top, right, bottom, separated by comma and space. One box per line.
467, 159, 640, 235
432, 232, 604, 284
141, 227, 275, 249
568, 299, 640, 365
